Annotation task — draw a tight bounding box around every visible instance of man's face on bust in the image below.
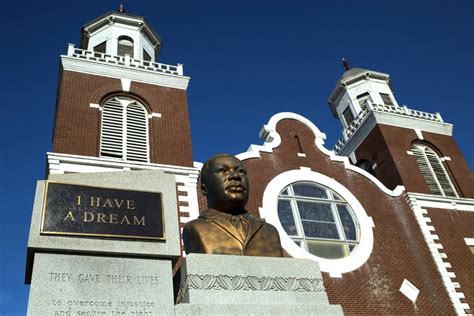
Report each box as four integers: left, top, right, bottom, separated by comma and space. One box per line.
201, 155, 249, 214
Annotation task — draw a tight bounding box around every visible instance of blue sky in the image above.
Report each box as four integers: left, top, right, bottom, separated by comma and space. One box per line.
1, 1, 473, 314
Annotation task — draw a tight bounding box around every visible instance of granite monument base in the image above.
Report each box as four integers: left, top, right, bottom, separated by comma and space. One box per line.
28, 253, 174, 316
174, 254, 343, 315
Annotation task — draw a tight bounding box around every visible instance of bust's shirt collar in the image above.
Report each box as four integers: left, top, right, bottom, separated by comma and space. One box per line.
200, 208, 254, 223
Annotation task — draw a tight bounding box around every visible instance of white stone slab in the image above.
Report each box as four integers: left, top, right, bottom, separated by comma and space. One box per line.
28, 253, 174, 316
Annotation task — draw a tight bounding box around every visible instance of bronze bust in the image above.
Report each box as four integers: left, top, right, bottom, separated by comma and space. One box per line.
183, 154, 283, 257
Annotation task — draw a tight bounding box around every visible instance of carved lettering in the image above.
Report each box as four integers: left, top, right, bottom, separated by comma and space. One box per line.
120, 215, 131, 225
79, 212, 144, 226
90, 197, 101, 207
49, 272, 72, 282
64, 211, 76, 222
83, 212, 94, 222
127, 200, 135, 210
114, 199, 124, 208
103, 199, 113, 208
78, 273, 101, 283
42, 183, 163, 239
97, 213, 106, 223
109, 213, 118, 224
133, 216, 145, 226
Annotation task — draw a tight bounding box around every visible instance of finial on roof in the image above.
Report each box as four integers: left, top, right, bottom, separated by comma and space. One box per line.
342, 58, 350, 71
119, 3, 125, 13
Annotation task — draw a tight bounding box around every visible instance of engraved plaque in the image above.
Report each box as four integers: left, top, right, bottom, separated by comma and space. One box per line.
41, 182, 165, 240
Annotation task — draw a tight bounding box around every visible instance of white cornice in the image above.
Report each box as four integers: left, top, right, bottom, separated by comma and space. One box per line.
61, 56, 190, 90
47, 152, 199, 176
328, 70, 390, 105
337, 111, 453, 156
406, 192, 474, 212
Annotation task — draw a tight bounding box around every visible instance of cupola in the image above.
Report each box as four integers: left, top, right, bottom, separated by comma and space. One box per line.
328, 60, 397, 129
79, 5, 162, 62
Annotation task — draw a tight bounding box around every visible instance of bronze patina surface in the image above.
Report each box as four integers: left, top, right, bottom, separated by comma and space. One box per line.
183, 154, 283, 257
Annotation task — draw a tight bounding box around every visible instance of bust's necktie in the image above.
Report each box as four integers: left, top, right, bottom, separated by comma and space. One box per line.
230, 215, 249, 241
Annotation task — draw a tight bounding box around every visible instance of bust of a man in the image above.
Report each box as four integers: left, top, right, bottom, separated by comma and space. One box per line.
183, 154, 283, 257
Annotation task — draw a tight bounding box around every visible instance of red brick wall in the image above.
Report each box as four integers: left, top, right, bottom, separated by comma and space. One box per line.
420, 132, 474, 198
355, 124, 474, 198
52, 69, 193, 167
239, 118, 455, 314
428, 208, 474, 314
355, 125, 404, 190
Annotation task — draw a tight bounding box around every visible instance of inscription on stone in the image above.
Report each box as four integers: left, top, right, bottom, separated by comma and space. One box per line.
28, 254, 174, 316
47, 271, 159, 315
41, 182, 165, 240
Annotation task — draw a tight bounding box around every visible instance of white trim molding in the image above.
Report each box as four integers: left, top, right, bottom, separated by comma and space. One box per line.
406, 193, 473, 315
259, 167, 375, 277
121, 78, 131, 92
464, 238, 474, 246
47, 152, 200, 177
61, 55, 190, 90
175, 174, 200, 225
414, 128, 424, 140
147, 113, 162, 119
237, 112, 405, 197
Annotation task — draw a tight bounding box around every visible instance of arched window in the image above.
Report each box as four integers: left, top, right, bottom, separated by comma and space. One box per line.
411, 143, 457, 197
278, 181, 359, 259
100, 96, 149, 162
117, 36, 134, 58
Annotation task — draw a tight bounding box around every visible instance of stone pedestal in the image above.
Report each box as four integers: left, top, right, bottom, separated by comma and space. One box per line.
26, 170, 181, 316
174, 254, 343, 315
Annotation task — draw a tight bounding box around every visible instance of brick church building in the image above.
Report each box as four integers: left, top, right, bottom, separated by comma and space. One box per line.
40, 8, 473, 315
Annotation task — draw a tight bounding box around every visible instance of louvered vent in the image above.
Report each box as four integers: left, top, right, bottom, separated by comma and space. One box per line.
100, 98, 124, 159
412, 144, 457, 197
100, 97, 149, 162
126, 103, 149, 162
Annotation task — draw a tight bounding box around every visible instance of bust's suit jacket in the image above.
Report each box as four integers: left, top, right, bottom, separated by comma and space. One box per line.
183, 209, 283, 257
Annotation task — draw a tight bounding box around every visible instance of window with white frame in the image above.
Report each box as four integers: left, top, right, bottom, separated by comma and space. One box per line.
342, 107, 355, 127
411, 143, 457, 197
118, 36, 134, 58
356, 92, 372, 110
380, 93, 394, 106
278, 181, 359, 259
93, 41, 106, 54
100, 96, 149, 162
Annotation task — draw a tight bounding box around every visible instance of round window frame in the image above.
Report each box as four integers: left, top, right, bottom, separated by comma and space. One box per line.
260, 168, 374, 276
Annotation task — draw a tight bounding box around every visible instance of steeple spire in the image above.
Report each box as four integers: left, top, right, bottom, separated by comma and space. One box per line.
342, 58, 350, 71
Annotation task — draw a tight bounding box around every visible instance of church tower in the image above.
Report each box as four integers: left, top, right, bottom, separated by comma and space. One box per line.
328, 63, 473, 198
48, 7, 200, 224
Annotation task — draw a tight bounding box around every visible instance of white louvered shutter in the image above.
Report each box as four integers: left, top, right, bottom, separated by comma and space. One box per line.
125, 102, 149, 162
424, 147, 457, 197
412, 144, 457, 197
100, 97, 124, 159
100, 97, 149, 162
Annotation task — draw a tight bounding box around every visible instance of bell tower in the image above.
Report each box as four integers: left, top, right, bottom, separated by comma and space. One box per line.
48, 6, 199, 223
80, 4, 161, 62
328, 61, 473, 198
51, 6, 193, 170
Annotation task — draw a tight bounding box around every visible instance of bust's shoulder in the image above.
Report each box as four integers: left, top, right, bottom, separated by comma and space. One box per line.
183, 209, 213, 229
